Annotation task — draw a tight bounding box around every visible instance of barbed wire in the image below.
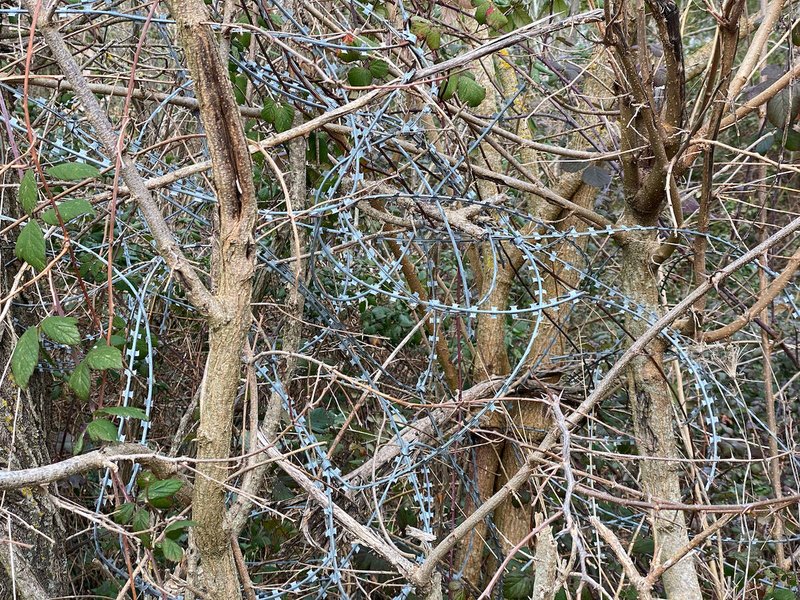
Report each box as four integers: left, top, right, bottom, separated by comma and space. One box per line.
1, 0, 799, 597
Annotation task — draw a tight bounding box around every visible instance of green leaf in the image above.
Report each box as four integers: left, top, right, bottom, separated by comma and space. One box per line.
146, 478, 183, 501
307, 134, 329, 164
457, 75, 486, 108
425, 28, 441, 50
46, 162, 101, 181
512, 5, 533, 26
40, 316, 81, 345
11, 327, 39, 388
86, 418, 119, 442
86, 344, 123, 370
93, 581, 122, 597
368, 59, 389, 79
309, 408, 335, 433
132, 508, 151, 546
96, 406, 149, 421
440, 74, 459, 101
132, 508, 149, 532
410, 16, 431, 39
338, 49, 362, 63
232, 74, 247, 105
136, 471, 155, 492
632, 535, 654, 556
69, 361, 91, 400
273, 104, 295, 133
503, 569, 535, 599
793, 22, 800, 46
164, 519, 197, 537
486, 5, 508, 29
159, 538, 184, 562
347, 66, 373, 87
233, 30, 250, 50
581, 164, 611, 188
766, 85, 800, 129
261, 98, 278, 123
755, 132, 775, 155
764, 588, 796, 600
114, 502, 136, 525
319, 138, 330, 164
15, 221, 46, 271
354, 35, 379, 49
474, 2, 491, 24
19, 170, 38, 215
41, 198, 95, 226
73, 432, 85, 455
783, 128, 800, 151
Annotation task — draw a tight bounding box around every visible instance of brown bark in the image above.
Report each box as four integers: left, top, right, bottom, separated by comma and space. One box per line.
228, 108, 308, 536
386, 236, 460, 390
459, 46, 604, 587
167, 0, 258, 597
492, 183, 596, 556
0, 163, 67, 599
0, 335, 68, 600
530, 519, 559, 600
457, 30, 511, 588
483, 44, 612, 563
608, 2, 702, 593
460, 178, 593, 587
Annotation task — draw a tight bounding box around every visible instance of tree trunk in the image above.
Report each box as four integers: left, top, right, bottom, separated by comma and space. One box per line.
167, 0, 258, 596
492, 182, 596, 557
0, 335, 68, 600
620, 231, 702, 600
190, 321, 250, 599
0, 154, 67, 599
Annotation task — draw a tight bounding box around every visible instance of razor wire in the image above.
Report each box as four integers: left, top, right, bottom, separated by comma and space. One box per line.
1, 0, 799, 597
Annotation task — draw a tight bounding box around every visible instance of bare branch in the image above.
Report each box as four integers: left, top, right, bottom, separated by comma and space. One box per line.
20, 0, 218, 315
590, 517, 652, 600
0, 443, 189, 494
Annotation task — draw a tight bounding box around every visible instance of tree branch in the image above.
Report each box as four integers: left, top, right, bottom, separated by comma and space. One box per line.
701, 244, 800, 342
414, 213, 800, 584
21, 1, 218, 316
0, 443, 190, 494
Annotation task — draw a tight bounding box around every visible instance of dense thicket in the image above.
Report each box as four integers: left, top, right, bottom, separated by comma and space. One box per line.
0, 0, 798, 598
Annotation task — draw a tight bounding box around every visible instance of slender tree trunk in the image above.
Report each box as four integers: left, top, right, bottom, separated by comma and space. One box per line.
620, 231, 702, 600
228, 108, 308, 537
0, 333, 68, 600
469, 49, 611, 576
458, 248, 510, 589
190, 321, 250, 599
167, 0, 258, 596
607, 0, 702, 587
458, 29, 511, 589
492, 182, 596, 555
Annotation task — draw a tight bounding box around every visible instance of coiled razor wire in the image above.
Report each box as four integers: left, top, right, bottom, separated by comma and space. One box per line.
2, 0, 799, 597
